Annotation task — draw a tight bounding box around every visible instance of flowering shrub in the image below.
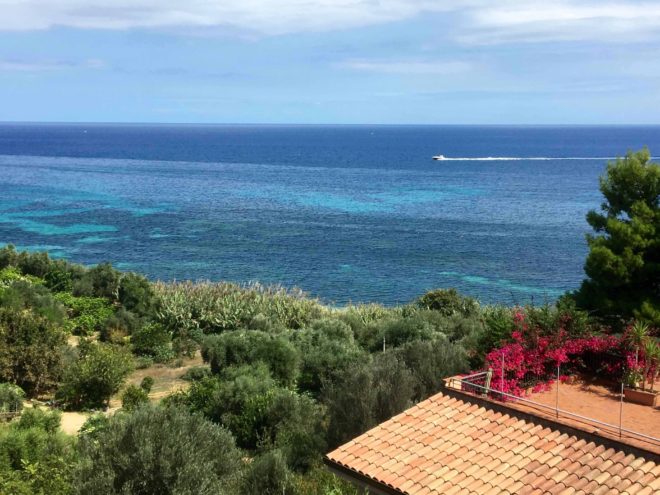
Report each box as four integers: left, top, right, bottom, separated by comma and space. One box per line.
483, 311, 621, 399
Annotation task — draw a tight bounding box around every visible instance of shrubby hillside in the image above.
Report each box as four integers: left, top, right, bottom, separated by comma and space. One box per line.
0, 149, 657, 494
0, 245, 601, 495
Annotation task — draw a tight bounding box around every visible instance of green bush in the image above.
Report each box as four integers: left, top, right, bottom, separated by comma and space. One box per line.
341, 304, 400, 326
121, 385, 149, 411
172, 363, 325, 466
371, 353, 415, 421
474, 306, 515, 364
57, 341, 133, 410
322, 360, 377, 448
134, 356, 154, 369
153, 345, 176, 363
229, 387, 326, 463
75, 405, 242, 495
294, 465, 365, 495
376, 315, 436, 350
78, 414, 110, 439
43, 260, 74, 292
14, 408, 62, 434
76, 263, 121, 301
417, 288, 480, 317
181, 366, 211, 382
15, 250, 52, 279
272, 393, 327, 471
0, 281, 67, 324
0, 244, 18, 269
322, 353, 414, 448
172, 335, 200, 358
0, 407, 75, 495
523, 300, 592, 339
0, 307, 67, 396
202, 331, 300, 386
0, 266, 23, 286
118, 272, 158, 317
292, 327, 365, 396
308, 318, 354, 341
100, 308, 144, 343
395, 338, 469, 400
186, 364, 277, 423
54, 293, 114, 336
241, 450, 296, 495
131, 323, 171, 356
555, 297, 591, 338
0, 383, 25, 414
247, 312, 281, 332
140, 376, 154, 393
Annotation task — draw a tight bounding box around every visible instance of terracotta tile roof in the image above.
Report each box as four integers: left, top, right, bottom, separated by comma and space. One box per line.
325, 389, 660, 495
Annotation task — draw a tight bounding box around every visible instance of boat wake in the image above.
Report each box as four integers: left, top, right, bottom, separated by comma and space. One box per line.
436, 156, 613, 161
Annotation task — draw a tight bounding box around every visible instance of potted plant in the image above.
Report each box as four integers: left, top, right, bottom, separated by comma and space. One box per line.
623, 322, 660, 407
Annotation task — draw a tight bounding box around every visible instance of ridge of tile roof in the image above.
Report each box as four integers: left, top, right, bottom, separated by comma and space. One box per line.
325, 387, 660, 495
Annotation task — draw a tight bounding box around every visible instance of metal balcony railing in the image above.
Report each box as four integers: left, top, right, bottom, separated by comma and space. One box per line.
446, 371, 660, 451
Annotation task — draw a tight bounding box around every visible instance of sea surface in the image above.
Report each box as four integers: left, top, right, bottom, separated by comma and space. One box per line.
1, 124, 659, 305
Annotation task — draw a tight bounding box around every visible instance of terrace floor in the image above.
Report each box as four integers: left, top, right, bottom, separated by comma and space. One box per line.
509, 375, 660, 454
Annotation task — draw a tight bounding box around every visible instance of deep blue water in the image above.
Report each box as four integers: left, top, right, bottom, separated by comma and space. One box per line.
1, 124, 659, 305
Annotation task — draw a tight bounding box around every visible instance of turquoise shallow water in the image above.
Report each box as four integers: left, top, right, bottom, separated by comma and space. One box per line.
1, 124, 659, 304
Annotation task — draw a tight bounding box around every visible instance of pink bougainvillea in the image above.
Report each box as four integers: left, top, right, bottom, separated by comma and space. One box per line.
482, 312, 622, 400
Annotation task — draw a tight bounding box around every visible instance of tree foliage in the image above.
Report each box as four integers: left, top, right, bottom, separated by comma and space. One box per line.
0, 242, 625, 493
54, 293, 113, 336
322, 353, 415, 448
75, 405, 242, 495
240, 450, 296, 495
0, 383, 25, 414
0, 306, 67, 396
202, 331, 300, 386
292, 322, 365, 396
575, 148, 660, 325
0, 408, 76, 495
418, 288, 480, 317
57, 341, 133, 410
121, 385, 149, 411
395, 338, 469, 400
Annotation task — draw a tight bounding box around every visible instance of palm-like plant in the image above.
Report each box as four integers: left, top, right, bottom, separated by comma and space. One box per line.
623, 321, 656, 390
627, 321, 650, 368
642, 339, 660, 392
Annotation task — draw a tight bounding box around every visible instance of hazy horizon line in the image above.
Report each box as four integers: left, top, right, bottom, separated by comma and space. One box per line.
2, 121, 660, 127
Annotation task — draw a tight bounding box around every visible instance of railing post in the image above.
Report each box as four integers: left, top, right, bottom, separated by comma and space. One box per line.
556, 363, 560, 419
484, 368, 493, 397
501, 354, 505, 400
619, 381, 624, 438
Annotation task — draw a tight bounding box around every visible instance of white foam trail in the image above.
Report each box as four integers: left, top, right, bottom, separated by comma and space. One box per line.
435, 157, 614, 161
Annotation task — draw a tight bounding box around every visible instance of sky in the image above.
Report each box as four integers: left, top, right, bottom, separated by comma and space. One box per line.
0, 0, 659, 124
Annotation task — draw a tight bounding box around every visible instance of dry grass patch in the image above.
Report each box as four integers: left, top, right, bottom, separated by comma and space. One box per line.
109, 352, 206, 409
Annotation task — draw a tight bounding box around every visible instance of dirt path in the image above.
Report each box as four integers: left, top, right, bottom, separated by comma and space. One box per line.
16, 353, 208, 435
60, 411, 90, 435
19, 402, 90, 435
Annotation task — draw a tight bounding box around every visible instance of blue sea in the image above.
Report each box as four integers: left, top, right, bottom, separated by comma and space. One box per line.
1, 124, 658, 305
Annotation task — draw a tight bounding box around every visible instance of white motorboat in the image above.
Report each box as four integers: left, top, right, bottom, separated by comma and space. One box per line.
432, 155, 446, 160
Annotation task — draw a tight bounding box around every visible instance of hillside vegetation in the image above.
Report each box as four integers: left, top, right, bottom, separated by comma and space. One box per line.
0, 245, 609, 494
0, 149, 657, 494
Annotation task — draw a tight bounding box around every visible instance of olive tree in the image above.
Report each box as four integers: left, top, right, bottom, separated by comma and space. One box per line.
76, 405, 242, 495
